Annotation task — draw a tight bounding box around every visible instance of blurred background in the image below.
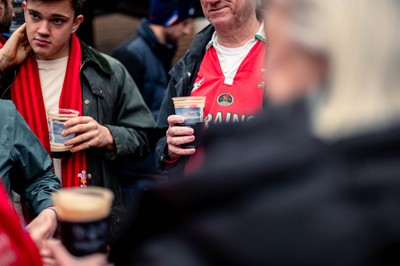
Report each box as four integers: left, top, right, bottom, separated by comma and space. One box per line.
11, 0, 208, 64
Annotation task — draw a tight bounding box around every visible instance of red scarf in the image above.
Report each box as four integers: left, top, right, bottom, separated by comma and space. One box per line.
12, 34, 87, 188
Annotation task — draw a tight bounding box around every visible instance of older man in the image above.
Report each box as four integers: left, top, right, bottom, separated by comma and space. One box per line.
155, 0, 266, 177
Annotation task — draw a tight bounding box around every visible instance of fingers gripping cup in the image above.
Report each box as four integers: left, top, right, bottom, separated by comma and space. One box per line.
47, 108, 79, 159
172, 96, 206, 149
52, 187, 114, 257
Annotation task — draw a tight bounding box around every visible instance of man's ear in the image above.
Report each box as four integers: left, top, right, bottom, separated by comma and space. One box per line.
71, 15, 84, 33
22, 1, 27, 19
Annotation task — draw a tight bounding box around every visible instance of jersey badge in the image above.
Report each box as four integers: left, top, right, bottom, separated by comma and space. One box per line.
217, 93, 234, 106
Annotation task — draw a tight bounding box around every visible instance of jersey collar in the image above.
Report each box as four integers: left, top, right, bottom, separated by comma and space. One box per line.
206, 21, 266, 51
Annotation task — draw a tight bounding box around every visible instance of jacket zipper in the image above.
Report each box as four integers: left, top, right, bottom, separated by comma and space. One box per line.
80, 60, 87, 72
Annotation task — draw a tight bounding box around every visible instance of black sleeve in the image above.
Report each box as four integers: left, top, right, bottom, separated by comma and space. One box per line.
154, 73, 179, 172
154, 60, 196, 174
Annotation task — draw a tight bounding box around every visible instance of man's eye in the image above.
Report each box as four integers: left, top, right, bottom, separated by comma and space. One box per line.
30, 13, 40, 20
54, 19, 64, 26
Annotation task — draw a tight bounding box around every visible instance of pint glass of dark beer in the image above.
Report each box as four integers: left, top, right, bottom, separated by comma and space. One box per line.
51, 187, 114, 257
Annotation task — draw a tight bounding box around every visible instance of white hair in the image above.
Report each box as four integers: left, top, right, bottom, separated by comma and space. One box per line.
285, 0, 400, 140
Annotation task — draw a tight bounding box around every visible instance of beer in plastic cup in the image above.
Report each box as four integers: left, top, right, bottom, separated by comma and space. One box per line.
172, 96, 206, 148
47, 108, 79, 159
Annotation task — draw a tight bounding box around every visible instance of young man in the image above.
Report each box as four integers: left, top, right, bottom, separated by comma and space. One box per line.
0, 0, 155, 240
111, 0, 195, 209
155, 0, 266, 178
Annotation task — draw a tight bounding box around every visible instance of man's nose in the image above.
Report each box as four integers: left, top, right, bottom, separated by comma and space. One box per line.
37, 21, 51, 35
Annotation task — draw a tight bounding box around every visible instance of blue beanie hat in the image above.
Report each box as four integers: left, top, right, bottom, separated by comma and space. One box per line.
148, 0, 196, 27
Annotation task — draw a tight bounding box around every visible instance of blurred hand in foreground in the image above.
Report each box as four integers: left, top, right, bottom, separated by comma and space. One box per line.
25, 208, 58, 247
42, 239, 108, 266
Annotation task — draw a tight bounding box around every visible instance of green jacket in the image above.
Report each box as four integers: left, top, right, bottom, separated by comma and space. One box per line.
80, 42, 155, 237
0, 100, 61, 217
0, 41, 156, 238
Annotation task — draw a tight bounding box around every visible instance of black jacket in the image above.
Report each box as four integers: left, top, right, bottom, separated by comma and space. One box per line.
110, 99, 400, 266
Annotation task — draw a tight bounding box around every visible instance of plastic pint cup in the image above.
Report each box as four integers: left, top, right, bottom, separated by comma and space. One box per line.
172, 96, 206, 148
51, 187, 114, 257
47, 108, 79, 159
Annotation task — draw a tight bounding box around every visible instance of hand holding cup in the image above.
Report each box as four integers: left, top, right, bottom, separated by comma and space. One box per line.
166, 115, 197, 161
62, 116, 115, 153
166, 96, 206, 162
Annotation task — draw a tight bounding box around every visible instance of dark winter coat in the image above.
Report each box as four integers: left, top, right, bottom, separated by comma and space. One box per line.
110, 98, 400, 266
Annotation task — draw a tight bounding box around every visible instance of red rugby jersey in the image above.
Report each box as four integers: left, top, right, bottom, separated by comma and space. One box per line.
185, 38, 266, 175
191, 40, 266, 128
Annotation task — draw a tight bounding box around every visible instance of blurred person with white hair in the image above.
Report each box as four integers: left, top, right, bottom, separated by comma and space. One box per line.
44, 0, 400, 265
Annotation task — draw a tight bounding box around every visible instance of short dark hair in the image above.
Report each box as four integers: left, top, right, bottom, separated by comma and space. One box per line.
26, 0, 86, 16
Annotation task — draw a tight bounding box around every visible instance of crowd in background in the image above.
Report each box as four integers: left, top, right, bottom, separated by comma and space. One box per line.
1, 0, 400, 265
